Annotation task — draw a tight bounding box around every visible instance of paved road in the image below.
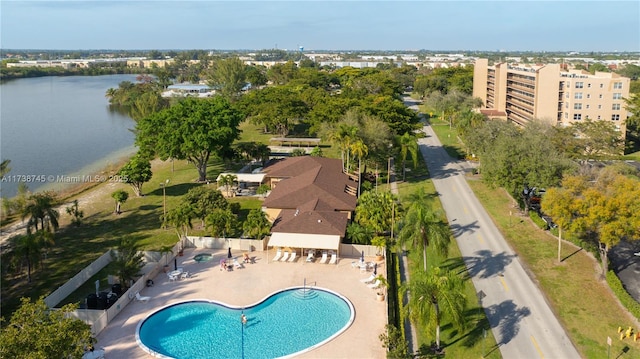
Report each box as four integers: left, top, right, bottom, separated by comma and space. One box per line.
405, 97, 580, 359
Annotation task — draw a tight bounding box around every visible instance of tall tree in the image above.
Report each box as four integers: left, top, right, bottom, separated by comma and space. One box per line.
182, 186, 229, 227
136, 97, 243, 182
398, 187, 450, 271
396, 132, 419, 181
165, 202, 195, 243
22, 192, 59, 233
207, 57, 247, 100
0, 297, 95, 358
404, 267, 467, 350
350, 139, 368, 197
11, 230, 54, 283
118, 153, 153, 196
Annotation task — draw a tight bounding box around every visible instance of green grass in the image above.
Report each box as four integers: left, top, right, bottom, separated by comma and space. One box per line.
394, 157, 502, 358
467, 178, 640, 358
1, 121, 273, 315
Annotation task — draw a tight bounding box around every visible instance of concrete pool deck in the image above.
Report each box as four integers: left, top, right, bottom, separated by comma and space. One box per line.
95, 248, 388, 358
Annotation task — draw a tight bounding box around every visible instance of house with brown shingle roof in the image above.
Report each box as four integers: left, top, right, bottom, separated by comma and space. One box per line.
261, 157, 357, 257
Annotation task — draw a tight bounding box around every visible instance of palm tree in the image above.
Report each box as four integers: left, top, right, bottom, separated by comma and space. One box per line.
404, 267, 467, 351
397, 132, 419, 182
398, 188, 450, 272
242, 209, 271, 240
350, 139, 368, 197
110, 236, 144, 288
22, 192, 59, 233
217, 174, 238, 197
12, 230, 54, 283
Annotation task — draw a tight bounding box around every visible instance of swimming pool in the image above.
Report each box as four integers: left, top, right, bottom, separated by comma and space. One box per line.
136, 287, 354, 359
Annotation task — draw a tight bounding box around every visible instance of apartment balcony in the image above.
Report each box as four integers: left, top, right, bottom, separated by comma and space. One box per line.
506, 110, 530, 127
507, 74, 535, 85
506, 96, 534, 111
506, 103, 533, 119
507, 81, 535, 93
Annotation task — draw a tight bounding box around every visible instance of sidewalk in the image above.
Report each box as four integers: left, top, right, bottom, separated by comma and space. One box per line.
389, 165, 420, 356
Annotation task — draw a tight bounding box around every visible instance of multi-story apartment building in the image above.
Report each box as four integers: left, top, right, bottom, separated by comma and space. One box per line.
473, 58, 630, 135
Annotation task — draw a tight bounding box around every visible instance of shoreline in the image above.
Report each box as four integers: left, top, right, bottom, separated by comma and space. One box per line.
4, 145, 137, 202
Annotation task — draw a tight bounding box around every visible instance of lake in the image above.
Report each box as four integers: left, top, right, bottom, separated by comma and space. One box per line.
0, 75, 138, 198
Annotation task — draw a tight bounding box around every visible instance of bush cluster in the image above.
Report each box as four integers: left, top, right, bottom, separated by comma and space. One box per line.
606, 270, 640, 320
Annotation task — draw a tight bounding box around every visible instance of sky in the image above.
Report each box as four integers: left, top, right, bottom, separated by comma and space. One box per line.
1, 0, 639, 52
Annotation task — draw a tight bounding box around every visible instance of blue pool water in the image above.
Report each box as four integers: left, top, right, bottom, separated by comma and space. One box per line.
136, 287, 354, 359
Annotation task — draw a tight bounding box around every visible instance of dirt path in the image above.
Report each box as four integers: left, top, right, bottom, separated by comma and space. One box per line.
0, 177, 122, 246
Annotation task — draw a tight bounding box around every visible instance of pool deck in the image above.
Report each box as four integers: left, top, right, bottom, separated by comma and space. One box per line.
95, 248, 388, 359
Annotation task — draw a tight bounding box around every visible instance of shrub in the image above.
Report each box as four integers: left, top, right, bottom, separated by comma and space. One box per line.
606, 270, 640, 320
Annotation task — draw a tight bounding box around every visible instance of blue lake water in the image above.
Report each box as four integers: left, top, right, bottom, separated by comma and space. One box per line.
0, 75, 138, 197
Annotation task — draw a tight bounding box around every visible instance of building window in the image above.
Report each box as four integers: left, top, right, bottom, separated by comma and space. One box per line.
575, 82, 584, 88
613, 82, 623, 89
565, 113, 568, 119
599, 94, 603, 99
567, 81, 571, 88
600, 84, 604, 88
565, 102, 569, 109
612, 104, 621, 110
612, 114, 620, 121
587, 94, 591, 99
575, 92, 583, 99
574, 103, 582, 110
597, 115, 601, 120
598, 105, 602, 109
587, 83, 592, 88
566, 92, 569, 99
573, 114, 582, 120
586, 104, 590, 109
613, 93, 622, 99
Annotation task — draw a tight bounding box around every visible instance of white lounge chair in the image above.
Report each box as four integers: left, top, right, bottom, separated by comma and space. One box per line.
272, 248, 282, 261
360, 274, 376, 283
319, 251, 328, 264
233, 258, 244, 269
306, 250, 315, 262
135, 292, 151, 303
288, 251, 297, 262
329, 252, 337, 264
367, 279, 381, 289
281, 251, 290, 262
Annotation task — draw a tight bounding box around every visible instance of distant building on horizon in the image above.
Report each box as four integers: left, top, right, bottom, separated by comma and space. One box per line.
473, 58, 631, 137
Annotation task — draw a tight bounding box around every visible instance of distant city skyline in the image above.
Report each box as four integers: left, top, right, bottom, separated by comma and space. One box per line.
1, 1, 639, 52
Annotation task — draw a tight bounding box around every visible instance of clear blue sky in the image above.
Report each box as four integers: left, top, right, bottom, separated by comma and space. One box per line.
1, 0, 639, 52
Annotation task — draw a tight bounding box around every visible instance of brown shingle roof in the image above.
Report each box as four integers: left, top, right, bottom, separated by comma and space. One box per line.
263, 157, 357, 212
271, 209, 348, 236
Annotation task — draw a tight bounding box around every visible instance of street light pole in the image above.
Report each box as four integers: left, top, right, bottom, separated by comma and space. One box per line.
161, 179, 169, 229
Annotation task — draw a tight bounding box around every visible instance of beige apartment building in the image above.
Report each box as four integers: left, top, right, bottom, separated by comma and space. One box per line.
473, 58, 630, 135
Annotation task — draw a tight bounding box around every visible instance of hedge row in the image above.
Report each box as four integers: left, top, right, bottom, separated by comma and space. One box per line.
606, 270, 640, 320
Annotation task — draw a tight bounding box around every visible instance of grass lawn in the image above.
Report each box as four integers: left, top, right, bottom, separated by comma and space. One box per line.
468, 178, 640, 358
1, 121, 274, 315
394, 151, 502, 358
